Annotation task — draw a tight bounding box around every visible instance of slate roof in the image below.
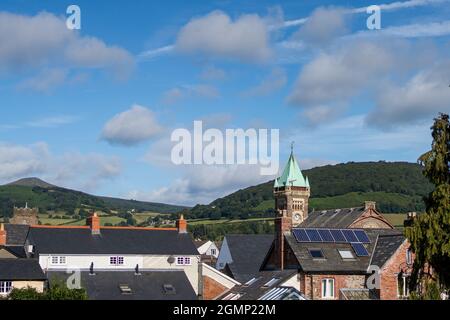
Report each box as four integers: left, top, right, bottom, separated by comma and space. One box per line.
224, 234, 274, 283
0, 258, 46, 280
371, 234, 406, 268
28, 227, 199, 255
299, 207, 365, 229
285, 228, 403, 273
47, 270, 197, 300
219, 269, 298, 300
4, 224, 30, 245
0, 245, 27, 258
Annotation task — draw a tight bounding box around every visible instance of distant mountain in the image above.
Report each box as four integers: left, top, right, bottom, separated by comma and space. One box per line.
0, 178, 188, 219
188, 161, 433, 219
7, 177, 55, 188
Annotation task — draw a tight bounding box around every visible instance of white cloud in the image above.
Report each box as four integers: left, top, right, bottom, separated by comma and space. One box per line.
293, 7, 349, 46
0, 11, 134, 79
367, 65, 450, 127
0, 142, 121, 192
175, 11, 271, 62
25, 115, 79, 128
128, 164, 272, 206
162, 84, 220, 105
241, 67, 287, 97
355, 20, 450, 38
17, 68, 67, 93
101, 105, 162, 146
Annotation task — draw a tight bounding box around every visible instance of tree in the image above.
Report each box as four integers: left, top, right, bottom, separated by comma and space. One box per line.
7, 282, 88, 300
406, 113, 450, 297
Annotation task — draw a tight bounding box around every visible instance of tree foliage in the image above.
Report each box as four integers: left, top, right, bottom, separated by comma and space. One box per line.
7, 281, 88, 300
406, 113, 450, 296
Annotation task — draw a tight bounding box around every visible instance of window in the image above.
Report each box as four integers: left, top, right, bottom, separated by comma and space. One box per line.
338, 250, 354, 259
406, 249, 412, 265
176, 257, 192, 265
309, 249, 324, 259
211, 249, 217, 256
397, 274, 410, 298
110, 256, 124, 265
0, 281, 12, 294
321, 279, 335, 299
263, 278, 280, 288
51, 256, 66, 265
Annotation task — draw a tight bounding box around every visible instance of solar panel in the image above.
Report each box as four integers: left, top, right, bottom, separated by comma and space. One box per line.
318, 229, 334, 242
293, 229, 310, 242
351, 242, 369, 257
330, 229, 346, 242
305, 229, 322, 242
342, 230, 358, 242
354, 230, 370, 243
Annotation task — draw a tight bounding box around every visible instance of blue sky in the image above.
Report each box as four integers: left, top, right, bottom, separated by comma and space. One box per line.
1, 0, 450, 206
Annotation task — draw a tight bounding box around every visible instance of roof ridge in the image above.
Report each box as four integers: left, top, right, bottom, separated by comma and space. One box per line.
30, 225, 177, 231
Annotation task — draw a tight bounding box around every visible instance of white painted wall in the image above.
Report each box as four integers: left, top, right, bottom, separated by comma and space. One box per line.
216, 237, 232, 270
197, 241, 220, 258
38, 253, 201, 295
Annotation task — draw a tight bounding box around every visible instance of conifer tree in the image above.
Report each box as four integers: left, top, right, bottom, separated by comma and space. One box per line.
406, 113, 450, 296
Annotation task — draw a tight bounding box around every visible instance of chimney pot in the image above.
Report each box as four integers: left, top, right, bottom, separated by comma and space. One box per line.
0, 223, 6, 246
365, 201, 376, 211
176, 214, 187, 234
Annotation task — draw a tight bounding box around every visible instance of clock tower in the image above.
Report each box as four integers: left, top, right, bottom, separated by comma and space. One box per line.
273, 146, 310, 270
273, 147, 310, 227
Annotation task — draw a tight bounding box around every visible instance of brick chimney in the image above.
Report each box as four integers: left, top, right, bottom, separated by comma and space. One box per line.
0, 223, 6, 245
274, 210, 292, 270
86, 212, 101, 235
176, 214, 187, 234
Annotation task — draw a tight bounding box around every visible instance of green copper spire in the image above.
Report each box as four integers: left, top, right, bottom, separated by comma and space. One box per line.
274, 145, 309, 188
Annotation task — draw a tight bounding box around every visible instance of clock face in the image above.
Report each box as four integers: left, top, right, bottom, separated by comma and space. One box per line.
294, 213, 301, 221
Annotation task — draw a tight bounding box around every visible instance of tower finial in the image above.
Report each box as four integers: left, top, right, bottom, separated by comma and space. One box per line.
290, 141, 294, 154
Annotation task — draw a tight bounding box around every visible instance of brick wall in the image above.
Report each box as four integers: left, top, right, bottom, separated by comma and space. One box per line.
379, 240, 413, 300
203, 275, 228, 300
299, 272, 365, 300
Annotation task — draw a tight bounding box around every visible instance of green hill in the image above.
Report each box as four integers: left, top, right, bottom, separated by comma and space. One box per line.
188, 161, 433, 219
0, 178, 188, 219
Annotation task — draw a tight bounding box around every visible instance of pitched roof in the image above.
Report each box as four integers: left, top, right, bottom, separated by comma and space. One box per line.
371, 234, 406, 268
0, 245, 27, 258
300, 207, 365, 229
5, 224, 30, 245
0, 258, 46, 280
47, 270, 197, 300
274, 151, 309, 188
285, 228, 403, 273
28, 226, 199, 255
225, 234, 274, 283
219, 269, 299, 300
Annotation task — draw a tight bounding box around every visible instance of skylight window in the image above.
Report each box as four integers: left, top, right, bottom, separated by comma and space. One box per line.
244, 277, 258, 286
119, 284, 132, 295
163, 284, 176, 295
309, 249, 324, 259
263, 278, 280, 287
338, 250, 354, 259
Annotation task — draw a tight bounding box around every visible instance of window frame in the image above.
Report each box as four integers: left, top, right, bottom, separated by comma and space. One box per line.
176, 256, 192, 266
110, 256, 124, 266
50, 256, 67, 265
309, 249, 325, 259
338, 249, 354, 259
321, 278, 335, 299
0, 281, 12, 294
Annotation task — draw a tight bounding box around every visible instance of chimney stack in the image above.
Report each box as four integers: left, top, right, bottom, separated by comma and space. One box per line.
0, 223, 6, 245
86, 212, 101, 235
365, 201, 376, 211
176, 214, 187, 234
